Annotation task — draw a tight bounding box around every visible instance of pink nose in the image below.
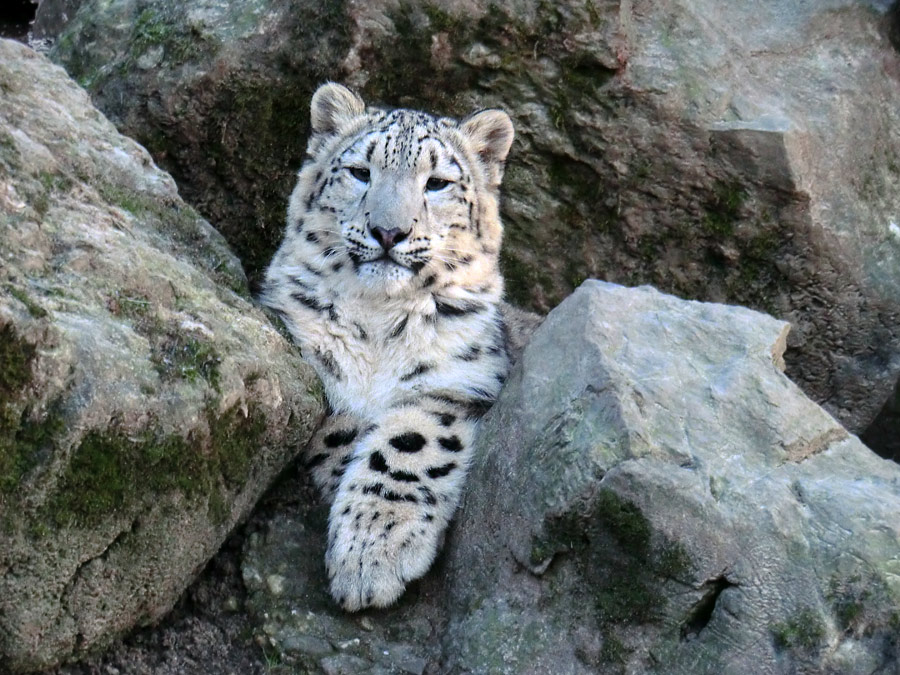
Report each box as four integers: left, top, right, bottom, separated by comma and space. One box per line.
370, 226, 408, 251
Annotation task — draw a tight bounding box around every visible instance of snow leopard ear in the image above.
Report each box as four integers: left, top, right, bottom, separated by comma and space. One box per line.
310, 82, 366, 137
461, 109, 514, 182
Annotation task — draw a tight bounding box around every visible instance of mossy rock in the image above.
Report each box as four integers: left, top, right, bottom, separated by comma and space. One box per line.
0, 38, 325, 672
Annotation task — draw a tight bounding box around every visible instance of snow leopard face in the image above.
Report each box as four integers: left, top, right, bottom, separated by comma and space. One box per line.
276, 84, 512, 297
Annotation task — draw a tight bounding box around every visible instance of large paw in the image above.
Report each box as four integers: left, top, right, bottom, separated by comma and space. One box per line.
325, 495, 441, 611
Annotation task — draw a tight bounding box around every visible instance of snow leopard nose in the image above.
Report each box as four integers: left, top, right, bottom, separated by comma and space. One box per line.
370, 226, 408, 251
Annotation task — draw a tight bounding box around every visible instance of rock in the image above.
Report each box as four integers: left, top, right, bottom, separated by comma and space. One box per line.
241, 484, 439, 675
241, 280, 900, 673
32, 0, 84, 42
445, 280, 900, 674
41, 0, 900, 448
500, 301, 543, 364
46, 0, 352, 291
0, 38, 324, 672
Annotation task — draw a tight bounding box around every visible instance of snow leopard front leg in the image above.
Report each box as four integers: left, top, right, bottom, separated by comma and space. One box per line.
302, 413, 368, 500
325, 398, 479, 611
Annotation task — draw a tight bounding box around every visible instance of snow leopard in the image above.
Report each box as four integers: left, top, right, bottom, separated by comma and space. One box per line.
262, 82, 514, 611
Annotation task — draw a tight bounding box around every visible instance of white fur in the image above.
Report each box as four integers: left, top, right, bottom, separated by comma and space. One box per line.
263, 83, 513, 610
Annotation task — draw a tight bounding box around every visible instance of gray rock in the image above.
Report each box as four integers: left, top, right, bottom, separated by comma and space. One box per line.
319, 654, 371, 675
32, 0, 84, 41
0, 39, 324, 672
47, 0, 352, 289
863, 379, 900, 462
42, 0, 900, 447
500, 301, 543, 365
445, 280, 900, 674
241, 280, 900, 673
242, 487, 438, 675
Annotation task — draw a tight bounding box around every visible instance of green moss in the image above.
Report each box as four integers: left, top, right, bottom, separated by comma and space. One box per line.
656, 542, 692, 581
771, 608, 826, 650
90, 4, 352, 291
500, 247, 555, 308
97, 182, 150, 216
0, 322, 69, 500
3, 402, 67, 495
152, 333, 222, 392
826, 570, 898, 635
545, 156, 614, 305
0, 324, 38, 490
533, 489, 693, 628
743, 230, 780, 265
599, 631, 630, 666
44, 402, 268, 529
132, 8, 170, 49
209, 400, 267, 489
589, 491, 659, 624
596, 489, 652, 551
499, 154, 613, 310
199, 78, 317, 288
0, 129, 20, 170
363, 3, 476, 114
0, 323, 36, 408
127, 7, 213, 68
701, 181, 745, 237
369, 1, 615, 119
8, 287, 48, 319
32, 171, 74, 218
47, 430, 167, 528
107, 290, 152, 319
552, 54, 616, 131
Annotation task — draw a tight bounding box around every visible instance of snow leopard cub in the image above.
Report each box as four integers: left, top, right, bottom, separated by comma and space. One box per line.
262, 82, 513, 611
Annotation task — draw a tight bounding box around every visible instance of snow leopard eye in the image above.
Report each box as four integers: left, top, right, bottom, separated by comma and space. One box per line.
347, 166, 370, 183
425, 177, 451, 192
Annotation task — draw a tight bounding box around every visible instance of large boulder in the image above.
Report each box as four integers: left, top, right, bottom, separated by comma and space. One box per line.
241, 280, 900, 673
40, 0, 900, 450
0, 38, 324, 672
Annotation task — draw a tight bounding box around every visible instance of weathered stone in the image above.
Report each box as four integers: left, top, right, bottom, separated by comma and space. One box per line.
241, 280, 900, 673
863, 379, 900, 462
444, 280, 900, 674
242, 486, 440, 675
46, 0, 351, 292
32, 0, 84, 41
42, 0, 900, 451
0, 38, 324, 672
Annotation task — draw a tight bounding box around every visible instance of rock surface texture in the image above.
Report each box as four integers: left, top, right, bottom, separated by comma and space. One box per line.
41, 0, 900, 451
242, 280, 900, 674
0, 39, 324, 672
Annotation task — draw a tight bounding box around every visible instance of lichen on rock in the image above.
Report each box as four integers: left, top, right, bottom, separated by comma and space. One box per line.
0, 37, 324, 672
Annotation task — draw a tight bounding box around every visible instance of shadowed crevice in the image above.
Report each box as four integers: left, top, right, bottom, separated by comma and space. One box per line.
0, 0, 37, 41
862, 376, 900, 464
889, 2, 900, 53
680, 574, 738, 641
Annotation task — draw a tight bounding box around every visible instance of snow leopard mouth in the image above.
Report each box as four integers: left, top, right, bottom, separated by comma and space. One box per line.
349, 250, 423, 274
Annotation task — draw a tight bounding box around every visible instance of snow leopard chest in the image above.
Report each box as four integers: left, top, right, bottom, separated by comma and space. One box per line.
298, 296, 502, 419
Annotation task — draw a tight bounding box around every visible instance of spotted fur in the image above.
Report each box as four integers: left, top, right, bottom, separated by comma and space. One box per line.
262, 82, 513, 611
